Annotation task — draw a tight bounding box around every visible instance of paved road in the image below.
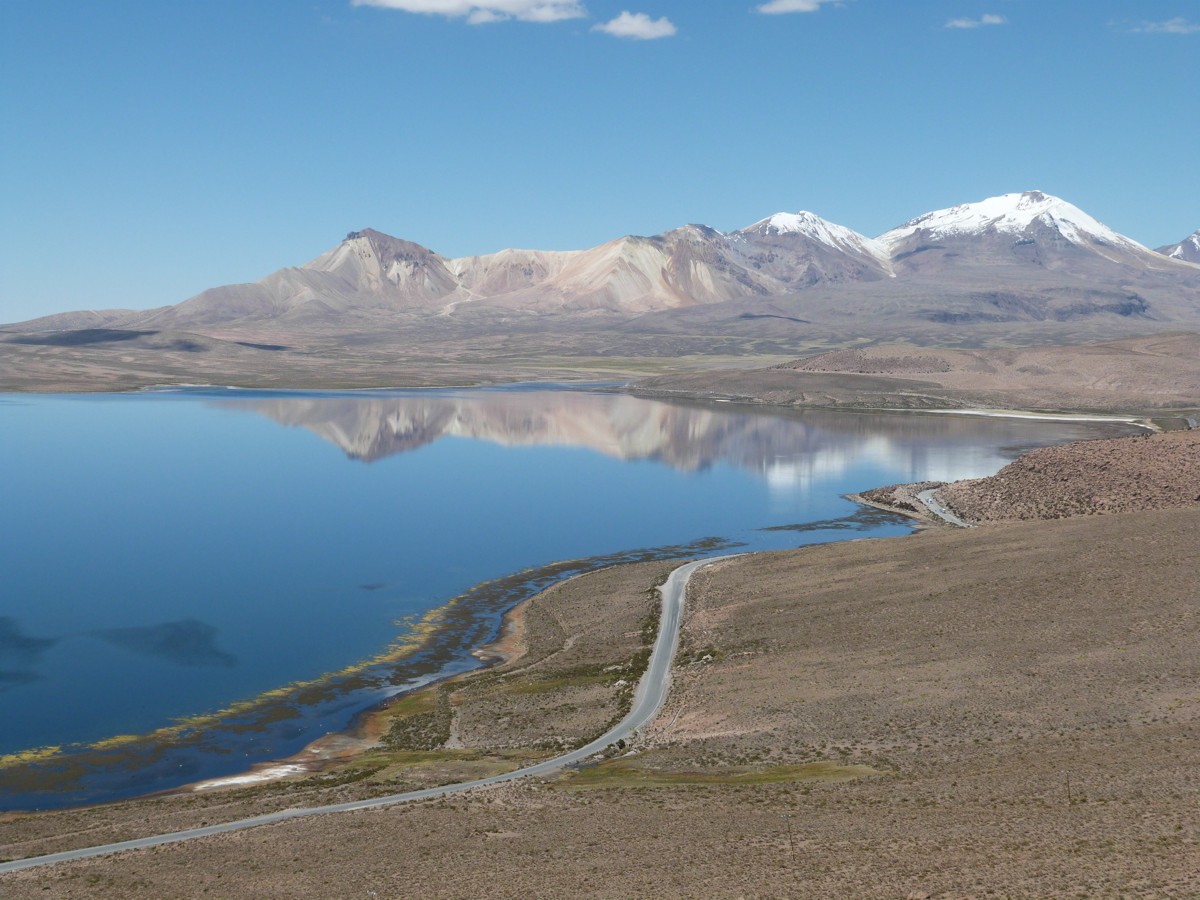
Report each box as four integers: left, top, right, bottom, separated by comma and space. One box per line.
0, 556, 729, 876
916, 488, 975, 528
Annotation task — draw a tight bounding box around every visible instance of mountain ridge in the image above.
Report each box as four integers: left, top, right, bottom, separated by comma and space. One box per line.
5, 192, 1199, 344
1157, 230, 1200, 264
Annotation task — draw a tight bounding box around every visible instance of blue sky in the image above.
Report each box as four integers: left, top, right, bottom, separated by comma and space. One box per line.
2, 1, 1197, 321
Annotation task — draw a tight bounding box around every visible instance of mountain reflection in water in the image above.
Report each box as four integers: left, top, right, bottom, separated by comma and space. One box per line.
0, 387, 1137, 809
218, 389, 1090, 492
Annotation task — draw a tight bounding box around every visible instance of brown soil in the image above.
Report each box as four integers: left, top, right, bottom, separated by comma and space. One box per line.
940, 428, 1200, 522
785, 332, 1200, 409
637, 331, 1200, 415
0, 325, 799, 393
4, 510, 1199, 897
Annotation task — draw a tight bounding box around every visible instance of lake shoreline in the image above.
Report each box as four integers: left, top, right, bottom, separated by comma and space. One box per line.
0, 537, 736, 812
4, 394, 1196, 896
152, 403, 1158, 798
179, 564, 588, 794
0, 386, 1150, 814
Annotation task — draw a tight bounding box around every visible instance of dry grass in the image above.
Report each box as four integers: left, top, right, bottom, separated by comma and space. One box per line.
4, 510, 1199, 897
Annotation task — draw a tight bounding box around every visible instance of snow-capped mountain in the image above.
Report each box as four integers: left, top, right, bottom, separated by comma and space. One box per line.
731, 212, 893, 283
6, 191, 1199, 340
740, 211, 888, 261
862, 191, 1200, 324
877, 191, 1167, 265
1157, 230, 1200, 264
880, 191, 1134, 246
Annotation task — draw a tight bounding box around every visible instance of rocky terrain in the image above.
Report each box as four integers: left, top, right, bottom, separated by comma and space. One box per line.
937, 428, 1200, 523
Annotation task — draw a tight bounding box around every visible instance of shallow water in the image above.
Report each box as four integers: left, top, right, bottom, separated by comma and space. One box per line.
0, 387, 1134, 808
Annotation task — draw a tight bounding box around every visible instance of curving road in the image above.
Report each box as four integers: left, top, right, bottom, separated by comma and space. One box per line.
916, 488, 974, 528
0, 556, 730, 876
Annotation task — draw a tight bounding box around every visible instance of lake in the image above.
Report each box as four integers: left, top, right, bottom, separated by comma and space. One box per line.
0, 386, 1134, 809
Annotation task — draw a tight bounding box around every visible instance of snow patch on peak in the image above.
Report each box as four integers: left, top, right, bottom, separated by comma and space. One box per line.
1161, 231, 1200, 265
878, 191, 1148, 253
751, 211, 831, 234
741, 211, 890, 264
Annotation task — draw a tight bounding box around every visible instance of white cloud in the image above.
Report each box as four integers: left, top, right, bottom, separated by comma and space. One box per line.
945, 13, 1007, 30
1131, 17, 1200, 35
755, 0, 839, 14
350, 0, 587, 24
592, 10, 677, 39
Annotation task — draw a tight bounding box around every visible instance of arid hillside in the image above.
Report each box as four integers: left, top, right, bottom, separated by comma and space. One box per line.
938, 428, 1200, 522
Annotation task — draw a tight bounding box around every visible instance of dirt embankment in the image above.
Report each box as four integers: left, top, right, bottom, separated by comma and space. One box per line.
940, 428, 1200, 523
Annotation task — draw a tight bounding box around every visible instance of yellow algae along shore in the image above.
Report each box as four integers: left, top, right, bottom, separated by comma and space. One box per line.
0, 539, 730, 804
0, 599, 458, 773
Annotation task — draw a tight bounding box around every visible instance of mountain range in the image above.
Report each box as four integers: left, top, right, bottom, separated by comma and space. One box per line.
7, 191, 1198, 333
3, 191, 1199, 392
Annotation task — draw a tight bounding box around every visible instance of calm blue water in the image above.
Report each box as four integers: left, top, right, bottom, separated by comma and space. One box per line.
0, 387, 1134, 807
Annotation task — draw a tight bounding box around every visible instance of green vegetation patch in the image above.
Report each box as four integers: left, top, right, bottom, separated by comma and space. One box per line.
558, 759, 882, 790
380, 686, 452, 751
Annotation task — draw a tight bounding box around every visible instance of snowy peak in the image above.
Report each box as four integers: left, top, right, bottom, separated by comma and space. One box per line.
744, 211, 839, 236
1157, 230, 1200, 264
878, 191, 1148, 254
738, 211, 890, 264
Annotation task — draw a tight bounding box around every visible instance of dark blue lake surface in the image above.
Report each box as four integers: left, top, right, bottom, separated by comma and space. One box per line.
0, 387, 1134, 808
